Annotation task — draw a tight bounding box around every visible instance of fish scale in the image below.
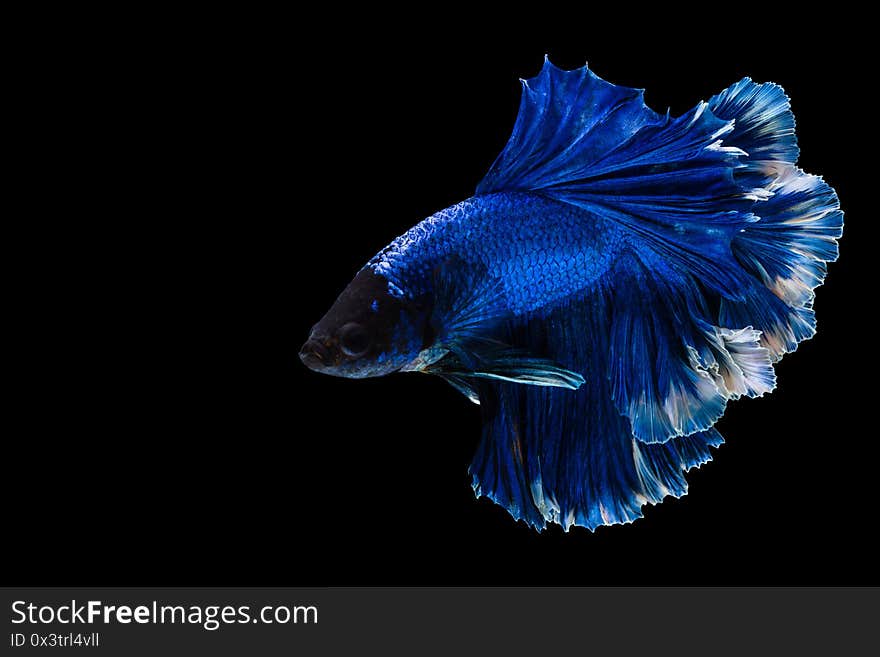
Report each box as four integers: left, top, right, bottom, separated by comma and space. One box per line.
370, 192, 623, 316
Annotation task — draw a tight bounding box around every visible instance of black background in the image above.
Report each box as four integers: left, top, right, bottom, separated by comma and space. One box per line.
10, 13, 875, 585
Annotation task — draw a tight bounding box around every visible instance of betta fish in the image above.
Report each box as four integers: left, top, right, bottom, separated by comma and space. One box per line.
300, 58, 843, 531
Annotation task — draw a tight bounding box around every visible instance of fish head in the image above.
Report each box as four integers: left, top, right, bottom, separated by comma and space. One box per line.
300, 268, 427, 378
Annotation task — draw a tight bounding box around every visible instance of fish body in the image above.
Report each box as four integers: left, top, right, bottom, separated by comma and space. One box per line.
371, 192, 621, 316
300, 60, 843, 531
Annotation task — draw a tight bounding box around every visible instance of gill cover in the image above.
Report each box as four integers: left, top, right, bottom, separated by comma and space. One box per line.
301, 269, 426, 378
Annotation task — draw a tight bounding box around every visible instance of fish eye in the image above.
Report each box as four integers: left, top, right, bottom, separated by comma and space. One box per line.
339, 322, 370, 357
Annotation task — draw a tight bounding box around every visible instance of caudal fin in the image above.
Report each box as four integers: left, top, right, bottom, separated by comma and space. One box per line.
465, 61, 842, 529
707, 79, 844, 359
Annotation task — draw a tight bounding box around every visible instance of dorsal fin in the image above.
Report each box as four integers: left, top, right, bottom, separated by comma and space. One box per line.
477, 56, 663, 196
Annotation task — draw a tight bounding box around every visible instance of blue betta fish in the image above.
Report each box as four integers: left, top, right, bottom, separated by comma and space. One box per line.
300, 58, 843, 531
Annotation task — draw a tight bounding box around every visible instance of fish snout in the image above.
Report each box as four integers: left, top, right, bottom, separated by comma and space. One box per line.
299, 337, 332, 372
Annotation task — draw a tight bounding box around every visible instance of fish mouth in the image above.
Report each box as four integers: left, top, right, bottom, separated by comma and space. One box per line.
299, 338, 332, 372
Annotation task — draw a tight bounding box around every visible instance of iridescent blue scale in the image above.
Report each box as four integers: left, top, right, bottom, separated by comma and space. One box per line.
371, 193, 623, 315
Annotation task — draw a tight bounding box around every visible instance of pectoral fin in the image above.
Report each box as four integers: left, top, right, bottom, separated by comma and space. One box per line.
426, 339, 585, 394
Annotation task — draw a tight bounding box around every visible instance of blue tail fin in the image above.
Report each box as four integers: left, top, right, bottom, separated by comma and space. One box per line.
708, 81, 843, 358
464, 61, 842, 529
